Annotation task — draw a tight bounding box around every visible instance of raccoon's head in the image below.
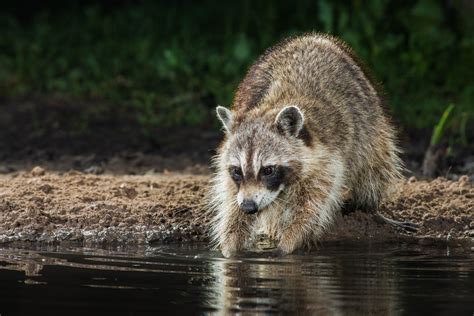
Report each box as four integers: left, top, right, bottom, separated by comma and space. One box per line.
216, 105, 305, 215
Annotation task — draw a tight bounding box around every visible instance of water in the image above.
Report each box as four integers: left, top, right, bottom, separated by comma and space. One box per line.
0, 243, 473, 315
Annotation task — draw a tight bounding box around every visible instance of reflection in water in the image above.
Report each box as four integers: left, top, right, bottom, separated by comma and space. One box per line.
208, 251, 400, 314
0, 244, 472, 314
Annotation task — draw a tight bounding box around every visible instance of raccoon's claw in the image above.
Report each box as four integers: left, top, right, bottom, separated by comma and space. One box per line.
395, 221, 419, 232
374, 213, 419, 232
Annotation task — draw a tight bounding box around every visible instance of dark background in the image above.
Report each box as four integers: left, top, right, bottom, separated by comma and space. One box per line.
0, 0, 472, 176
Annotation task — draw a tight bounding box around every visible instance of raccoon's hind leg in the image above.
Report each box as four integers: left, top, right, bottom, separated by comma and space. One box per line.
340, 198, 419, 232
348, 151, 419, 232
347, 190, 419, 232
340, 188, 359, 215
342, 198, 419, 232
342, 196, 419, 232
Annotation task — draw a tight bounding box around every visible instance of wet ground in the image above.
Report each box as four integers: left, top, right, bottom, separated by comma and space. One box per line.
0, 243, 473, 315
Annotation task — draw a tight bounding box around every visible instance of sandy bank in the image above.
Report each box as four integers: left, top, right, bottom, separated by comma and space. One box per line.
0, 169, 472, 248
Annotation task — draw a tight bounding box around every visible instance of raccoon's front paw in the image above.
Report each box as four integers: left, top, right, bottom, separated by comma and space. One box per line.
277, 235, 298, 255
221, 248, 235, 258
220, 244, 240, 258
220, 232, 247, 258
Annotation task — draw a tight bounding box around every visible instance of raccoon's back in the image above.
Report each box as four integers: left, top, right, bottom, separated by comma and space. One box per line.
232, 33, 390, 152
233, 33, 381, 111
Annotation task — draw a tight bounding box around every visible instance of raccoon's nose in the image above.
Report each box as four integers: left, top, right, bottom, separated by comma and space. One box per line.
240, 199, 258, 214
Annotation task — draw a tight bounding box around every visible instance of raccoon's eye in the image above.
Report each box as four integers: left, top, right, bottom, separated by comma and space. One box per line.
229, 166, 243, 182
261, 166, 276, 177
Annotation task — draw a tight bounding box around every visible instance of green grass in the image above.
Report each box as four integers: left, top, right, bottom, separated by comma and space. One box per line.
0, 0, 473, 138
430, 103, 454, 146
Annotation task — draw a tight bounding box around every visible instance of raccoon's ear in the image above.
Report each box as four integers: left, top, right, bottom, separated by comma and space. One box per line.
275, 105, 304, 137
216, 106, 233, 133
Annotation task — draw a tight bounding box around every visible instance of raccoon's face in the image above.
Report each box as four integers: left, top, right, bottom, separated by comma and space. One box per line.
216, 105, 305, 214
228, 163, 288, 214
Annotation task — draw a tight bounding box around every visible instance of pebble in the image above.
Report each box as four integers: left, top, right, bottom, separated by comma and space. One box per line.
31, 166, 45, 176
458, 175, 470, 187
84, 165, 104, 175
38, 184, 53, 194
461, 161, 474, 174
145, 168, 156, 175
0, 165, 15, 174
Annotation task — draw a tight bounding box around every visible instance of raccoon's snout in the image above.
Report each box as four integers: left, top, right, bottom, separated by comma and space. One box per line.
240, 199, 258, 214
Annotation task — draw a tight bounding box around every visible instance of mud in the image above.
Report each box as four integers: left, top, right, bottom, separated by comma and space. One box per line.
326, 175, 473, 246
0, 168, 472, 248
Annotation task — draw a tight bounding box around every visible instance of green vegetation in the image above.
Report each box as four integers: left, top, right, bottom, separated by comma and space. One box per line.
0, 0, 472, 138
430, 103, 454, 146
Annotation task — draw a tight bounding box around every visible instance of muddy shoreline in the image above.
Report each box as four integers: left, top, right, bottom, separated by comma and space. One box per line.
0, 168, 472, 249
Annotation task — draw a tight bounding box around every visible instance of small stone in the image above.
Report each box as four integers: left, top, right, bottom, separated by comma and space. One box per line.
66, 170, 83, 176
124, 187, 138, 199
84, 165, 104, 175
38, 184, 53, 194
407, 176, 417, 183
0, 165, 15, 174
458, 175, 470, 187
461, 160, 474, 174
31, 166, 45, 176
145, 168, 156, 175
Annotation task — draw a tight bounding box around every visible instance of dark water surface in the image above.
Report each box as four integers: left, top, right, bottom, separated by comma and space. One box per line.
0, 243, 473, 315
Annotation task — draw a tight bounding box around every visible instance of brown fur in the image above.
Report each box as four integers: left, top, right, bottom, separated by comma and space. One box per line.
209, 33, 403, 258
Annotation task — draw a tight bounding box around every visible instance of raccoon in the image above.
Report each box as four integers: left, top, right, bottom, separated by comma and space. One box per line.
209, 33, 407, 258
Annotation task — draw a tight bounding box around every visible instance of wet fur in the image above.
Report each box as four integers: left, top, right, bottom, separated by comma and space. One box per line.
208, 33, 403, 257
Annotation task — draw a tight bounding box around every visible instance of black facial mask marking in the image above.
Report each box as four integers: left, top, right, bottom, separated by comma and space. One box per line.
260, 165, 288, 191
229, 166, 243, 184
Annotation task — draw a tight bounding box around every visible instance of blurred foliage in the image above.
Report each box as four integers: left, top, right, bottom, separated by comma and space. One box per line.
0, 0, 472, 137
